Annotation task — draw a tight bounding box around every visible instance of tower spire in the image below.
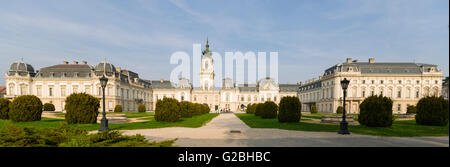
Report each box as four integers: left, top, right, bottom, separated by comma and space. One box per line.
206, 36, 209, 49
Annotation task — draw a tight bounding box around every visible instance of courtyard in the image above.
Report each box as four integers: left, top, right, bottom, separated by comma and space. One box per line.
121, 113, 449, 147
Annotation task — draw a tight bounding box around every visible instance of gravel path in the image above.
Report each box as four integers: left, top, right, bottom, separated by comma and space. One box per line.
121, 113, 449, 147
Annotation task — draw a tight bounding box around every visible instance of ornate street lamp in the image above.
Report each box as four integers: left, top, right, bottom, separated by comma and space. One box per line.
339, 78, 350, 135
99, 75, 109, 131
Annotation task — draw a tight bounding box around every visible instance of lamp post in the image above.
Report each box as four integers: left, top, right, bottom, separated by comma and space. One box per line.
99, 75, 109, 131
339, 78, 350, 135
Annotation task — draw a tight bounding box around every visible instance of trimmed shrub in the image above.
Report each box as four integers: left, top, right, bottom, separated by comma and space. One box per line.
114, 105, 122, 113
358, 95, 393, 127
254, 103, 264, 116
336, 106, 343, 114
406, 105, 416, 114
246, 103, 257, 114
416, 96, 449, 126
180, 101, 192, 118
0, 98, 10, 120
138, 104, 146, 113
260, 101, 278, 119
43, 103, 55, 111
8, 95, 43, 122
310, 105, 318, 114
0, 123, 174, 147
201, 104, 210, 114
278, 96, 302, 122
9, 96, 43, 122
155, 98, 181, 122
65, 93, 100, 124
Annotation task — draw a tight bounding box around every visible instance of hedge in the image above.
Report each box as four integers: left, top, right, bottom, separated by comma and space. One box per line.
310, 105, 318, 114
278, 96, 301, 122
336, 106, 343, 114
8, 95, 43, 122
246, 104, 257, 114
155, 98, 181, 122
260, 101, 278, 119
114, 105, 122, 113
406, 105, 416, 114
0, 98, 11, 120
138, 104, 146, 113
65, 93, 100, 124
358, 95, 393, 127
416, 96, 449, 126
255, 103, 264, 116
43, 103, 55, 111
180, 101, 192, 118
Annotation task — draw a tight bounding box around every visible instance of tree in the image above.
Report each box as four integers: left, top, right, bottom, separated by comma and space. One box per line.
154, 98, 181, 122
278, 96, 302, 122
65, 93, 100, 124
8, 95, 43, 122
358, 95, 393, 127
416, 96, 449, 126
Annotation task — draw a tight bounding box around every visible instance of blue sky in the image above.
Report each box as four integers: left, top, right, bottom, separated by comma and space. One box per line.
0, 0, 448, 85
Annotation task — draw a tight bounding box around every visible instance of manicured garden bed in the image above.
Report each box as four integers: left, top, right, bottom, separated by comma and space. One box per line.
0, 113, 219, 131
236, 114, 449, 137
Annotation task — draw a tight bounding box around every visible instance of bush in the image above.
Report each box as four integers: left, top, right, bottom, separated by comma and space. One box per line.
310, 105, 318, 114
138, 104, 146, 113
246, 104, 257, 114
0, 123, 174, 147
336, 106, 343, 114
415, 96, 449, 126
180, 101, 192, 118
65, 93, 100, 124
155, 98, 181, 122
201, 104, 210, 114
254, 103, 264, 116
278, 96, 301, 122
114, 105, 122, 113
43, 103, 55, 111
406, 105, 416, 114
358, 95, 393, 127
260, 101, 278, 119
0, 98, 10, 120
8, 95, 43, 122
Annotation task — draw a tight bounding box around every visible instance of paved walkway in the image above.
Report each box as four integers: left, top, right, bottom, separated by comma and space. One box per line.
122, 113, 449, 147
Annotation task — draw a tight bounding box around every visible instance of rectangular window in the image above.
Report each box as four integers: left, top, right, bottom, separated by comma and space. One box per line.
362, 80, 366, 84
398, 104, 401, 111
61, 87, 66, 97
49, 88, 53, 97
397, 91, 401, 98
371, 91, 374, 96
381, 80, 384, 84
362, 91, 365, 97
36, 86, 42, 97
416, 91, 419, 98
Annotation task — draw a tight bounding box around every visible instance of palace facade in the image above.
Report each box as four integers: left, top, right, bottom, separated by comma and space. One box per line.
298, 58, 444, 114
4, 40, 299, 112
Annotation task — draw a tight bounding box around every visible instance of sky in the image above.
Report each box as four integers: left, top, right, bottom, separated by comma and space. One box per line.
0, 0, 448, 86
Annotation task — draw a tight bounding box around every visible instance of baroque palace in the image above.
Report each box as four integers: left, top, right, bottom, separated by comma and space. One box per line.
298, 58, 444, 114
4, 40, 299, 112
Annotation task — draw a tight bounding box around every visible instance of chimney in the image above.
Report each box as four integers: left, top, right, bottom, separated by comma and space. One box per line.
369, 58, 375, 63
73, 61, 78, 64
116, 67, 121, 72
346, 58, 352, 63
63, 61, 68, 64
82, 61, 87, 64
160, 78, 164, 83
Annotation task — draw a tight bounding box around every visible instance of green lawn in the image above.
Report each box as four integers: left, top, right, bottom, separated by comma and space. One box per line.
236, 114, 449, 137
0, 114, 219, 131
